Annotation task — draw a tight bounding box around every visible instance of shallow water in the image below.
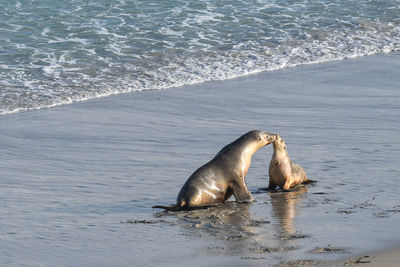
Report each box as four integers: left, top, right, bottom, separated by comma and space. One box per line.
0, 54, 400, 266
1, 0, 400, 114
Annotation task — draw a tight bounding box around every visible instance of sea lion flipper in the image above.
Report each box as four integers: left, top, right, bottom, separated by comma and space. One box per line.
282, 179, 292, 191
232, 183, 254, 202
302, 179, 317, 185
152, 204, 180, 211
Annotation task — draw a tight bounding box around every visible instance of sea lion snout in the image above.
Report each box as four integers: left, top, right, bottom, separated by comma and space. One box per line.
265, 132, 278, 142
273, 134, 283, 143
253, 131, 275, 144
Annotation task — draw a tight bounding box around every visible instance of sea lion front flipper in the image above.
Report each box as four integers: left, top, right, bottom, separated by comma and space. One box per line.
232, 182, 254, 202
282, 179, 292, 191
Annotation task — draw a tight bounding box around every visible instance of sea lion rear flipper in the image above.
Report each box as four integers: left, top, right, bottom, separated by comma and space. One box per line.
152, 204, 180, 211
302, 179, 317, 185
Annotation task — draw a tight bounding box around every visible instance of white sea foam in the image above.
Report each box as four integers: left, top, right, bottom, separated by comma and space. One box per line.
192, 11, 224, 24
41, 27, 50, 37
14, 1, 21, 9
68, 37, 89, 45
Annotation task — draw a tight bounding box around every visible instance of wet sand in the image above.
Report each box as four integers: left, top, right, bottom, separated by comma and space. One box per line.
0, 53, 399, 266
315, 246, 400, 267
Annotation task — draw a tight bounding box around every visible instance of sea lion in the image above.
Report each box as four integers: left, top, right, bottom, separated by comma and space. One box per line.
153, 130, 276, 211
268, 134, 312, 191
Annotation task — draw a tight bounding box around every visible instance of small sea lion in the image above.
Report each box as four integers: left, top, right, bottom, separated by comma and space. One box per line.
153, 130, 276, 211
268, 134, 312, 191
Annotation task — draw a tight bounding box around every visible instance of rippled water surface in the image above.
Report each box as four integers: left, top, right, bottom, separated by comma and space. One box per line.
1, 0, 400, 113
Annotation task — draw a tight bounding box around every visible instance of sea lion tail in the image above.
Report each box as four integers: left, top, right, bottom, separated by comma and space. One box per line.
152, 203, 180, 211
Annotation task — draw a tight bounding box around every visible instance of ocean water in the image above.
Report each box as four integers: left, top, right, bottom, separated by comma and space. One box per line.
1, 0, 400, 114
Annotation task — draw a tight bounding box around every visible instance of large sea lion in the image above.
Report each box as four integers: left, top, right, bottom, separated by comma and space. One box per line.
268, 134, 312, 191
153, 130, 276, 211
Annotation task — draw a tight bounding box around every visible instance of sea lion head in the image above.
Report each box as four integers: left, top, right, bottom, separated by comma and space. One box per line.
245, 130, 276, 149
272, 134, 286, 151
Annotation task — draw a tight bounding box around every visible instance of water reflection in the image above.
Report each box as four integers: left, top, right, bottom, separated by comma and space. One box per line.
154, 202, 270, 254
153, 186, 309, 257
269, 186, 308, 239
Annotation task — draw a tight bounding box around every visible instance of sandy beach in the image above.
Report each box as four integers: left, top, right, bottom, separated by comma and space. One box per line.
1, 52, 399, 266
315, 246, 400, 267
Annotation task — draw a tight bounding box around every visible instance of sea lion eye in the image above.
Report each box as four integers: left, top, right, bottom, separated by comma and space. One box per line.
281, 139, 284, 143
258, 137, 262, 141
